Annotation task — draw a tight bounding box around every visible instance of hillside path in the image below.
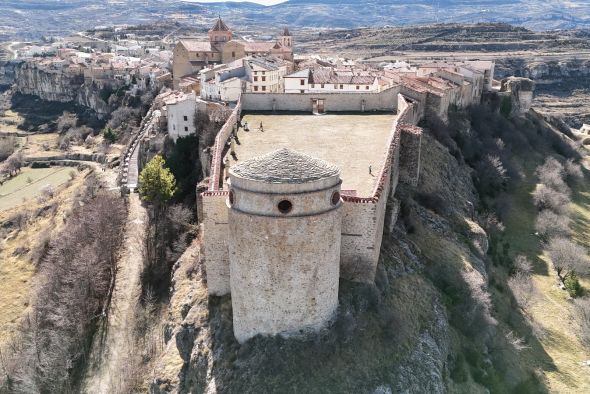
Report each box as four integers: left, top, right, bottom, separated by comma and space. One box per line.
82, 193, 147, 393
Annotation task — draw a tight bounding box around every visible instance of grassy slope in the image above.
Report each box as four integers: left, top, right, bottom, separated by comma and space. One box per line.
493, 120, 590, 392
0, 168, 88, 343
0, 166, 72, 211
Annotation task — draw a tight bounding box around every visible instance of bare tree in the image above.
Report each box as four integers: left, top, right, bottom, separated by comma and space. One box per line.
0, 135, 16, 161
547, 237, 589, 282
0, 191, 126, 392
535, 210, 571, 239
564, 158, 584, 185
108, 107, 139, 130
532, 184, 571, 214
535, 157, 567, 191
56, 111, 78, 133
508, 271, 538, 312
514, 255, 534, 275
1, 151, 23, 177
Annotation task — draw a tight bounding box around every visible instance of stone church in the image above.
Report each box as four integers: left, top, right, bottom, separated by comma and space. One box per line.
173, 18, 293, 88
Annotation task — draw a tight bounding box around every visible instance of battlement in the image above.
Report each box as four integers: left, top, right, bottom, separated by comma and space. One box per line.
201, 93, 423, 298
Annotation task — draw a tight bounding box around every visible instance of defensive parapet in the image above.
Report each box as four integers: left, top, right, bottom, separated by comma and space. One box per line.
201, 93, 423, 297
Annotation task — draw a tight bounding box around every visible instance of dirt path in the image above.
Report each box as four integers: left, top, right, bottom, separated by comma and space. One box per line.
82, 193, 147, 393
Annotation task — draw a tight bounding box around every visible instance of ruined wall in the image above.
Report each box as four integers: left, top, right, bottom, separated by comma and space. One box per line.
241, 86, 400, 113
201, 193, 231, 296
499, 77, 535, 115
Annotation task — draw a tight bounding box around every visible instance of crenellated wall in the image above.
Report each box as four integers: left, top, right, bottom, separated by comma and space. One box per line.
201, 93, 423, 294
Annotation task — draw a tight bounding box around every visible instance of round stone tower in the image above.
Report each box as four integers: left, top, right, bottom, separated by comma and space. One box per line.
227, 148, 343, 343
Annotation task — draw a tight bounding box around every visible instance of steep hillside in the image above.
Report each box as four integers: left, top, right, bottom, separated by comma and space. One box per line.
145, 103, 590, 393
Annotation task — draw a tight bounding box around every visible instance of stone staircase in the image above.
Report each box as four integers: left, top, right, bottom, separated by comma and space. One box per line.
120, 108, 161, 192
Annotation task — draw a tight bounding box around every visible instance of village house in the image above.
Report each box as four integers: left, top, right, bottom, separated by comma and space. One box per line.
284, 67, 381, 93
200, 55, 293, 102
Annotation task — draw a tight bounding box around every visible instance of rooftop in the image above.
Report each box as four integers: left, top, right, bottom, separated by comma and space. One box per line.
230, 148, 339, 184
224, 113, 396, 196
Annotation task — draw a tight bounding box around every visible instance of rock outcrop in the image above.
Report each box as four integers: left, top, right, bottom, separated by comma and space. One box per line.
5, 61, 110, 117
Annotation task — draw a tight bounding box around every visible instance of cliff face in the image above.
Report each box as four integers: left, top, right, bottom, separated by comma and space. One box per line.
496, 58, 590, 84
6, 61, 110, 117
0, 61, 16, 86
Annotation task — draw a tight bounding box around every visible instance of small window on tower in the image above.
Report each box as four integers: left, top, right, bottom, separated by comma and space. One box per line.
184, 126, 188, 132
183, 115, 188, 121
278, 200, 293, 214
300, 79, 305, 86
232, 51, 235, 58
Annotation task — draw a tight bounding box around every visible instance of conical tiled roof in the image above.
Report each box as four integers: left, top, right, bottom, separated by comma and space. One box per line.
231, 148, 339, 184
281, 27, 291, 36
210, 17, 230, 32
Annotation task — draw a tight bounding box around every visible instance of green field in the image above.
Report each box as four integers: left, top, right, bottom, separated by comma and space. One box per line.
0, 167, 72, 211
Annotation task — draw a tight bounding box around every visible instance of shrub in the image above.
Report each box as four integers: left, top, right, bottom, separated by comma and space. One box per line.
0, 135, 16, 161
508, 271, 537, 311
532, 184, 570, 214
514, 255, 533, 275
103, 127, 117, 143
564, 158, 583, 185
56, 111, 78, 133
536, 158, 568, 188
500, 96, 512, 117
414, 191, 448, 215
547, 237, 589, 282
535, 210, 570, 239
565, 273, 583, 298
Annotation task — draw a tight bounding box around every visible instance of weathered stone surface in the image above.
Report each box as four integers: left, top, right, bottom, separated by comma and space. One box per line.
228, 149, 343, 342
230, 148, 339, 184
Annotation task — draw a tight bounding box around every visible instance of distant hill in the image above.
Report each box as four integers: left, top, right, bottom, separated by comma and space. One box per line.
1, 0, 589, 40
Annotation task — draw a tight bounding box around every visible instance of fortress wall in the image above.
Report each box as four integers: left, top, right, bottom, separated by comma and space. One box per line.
241, 86, 400, 113
208, 98, 242, 191
399, 124, 423, 186
339, 94, 422, 282
229, 198, 341, 343
202, 192, 231, 296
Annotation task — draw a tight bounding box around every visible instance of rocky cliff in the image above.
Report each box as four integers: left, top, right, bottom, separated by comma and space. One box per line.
4, 61, 110, 117
496, 58, 590, 85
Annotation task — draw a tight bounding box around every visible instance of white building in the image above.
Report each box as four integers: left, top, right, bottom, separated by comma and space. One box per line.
284, 68, 379, 94
164, 91, 197, 141
244, 56, 291, 94
200, 55, 292, 102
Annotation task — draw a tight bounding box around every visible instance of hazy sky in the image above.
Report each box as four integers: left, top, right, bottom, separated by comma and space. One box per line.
182, 0, 287, 5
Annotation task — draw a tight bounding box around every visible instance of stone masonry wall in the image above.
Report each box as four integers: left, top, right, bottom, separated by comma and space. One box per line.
202, 94, 423, 290
229, 205, 341, 343
241, 86, 400, 113
399, 124, 423, 187
201, 192, 231, 296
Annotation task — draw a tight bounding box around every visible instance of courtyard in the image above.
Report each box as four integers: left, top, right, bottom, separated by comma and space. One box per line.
224, 113, 396, 196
